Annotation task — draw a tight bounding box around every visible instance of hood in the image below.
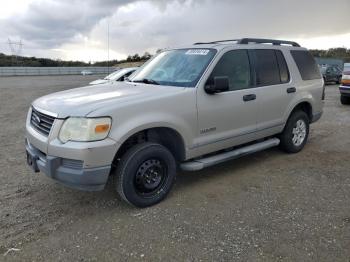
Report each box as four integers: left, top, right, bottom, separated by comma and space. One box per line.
89, 79, 109, 85
32, 82, 184, 118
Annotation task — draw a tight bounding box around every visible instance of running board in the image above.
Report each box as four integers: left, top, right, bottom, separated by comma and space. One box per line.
181, 138, 280, 171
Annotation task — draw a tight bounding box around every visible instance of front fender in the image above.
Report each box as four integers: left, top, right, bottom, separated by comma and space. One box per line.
108, 112, 193, 150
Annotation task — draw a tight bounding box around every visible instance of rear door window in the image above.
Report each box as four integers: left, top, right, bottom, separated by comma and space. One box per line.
276, 50, 290, 83
253, 49, 281, 86
291, 50, 321, 80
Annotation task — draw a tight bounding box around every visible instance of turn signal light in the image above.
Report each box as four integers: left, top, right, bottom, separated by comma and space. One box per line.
95, 124, 110, 133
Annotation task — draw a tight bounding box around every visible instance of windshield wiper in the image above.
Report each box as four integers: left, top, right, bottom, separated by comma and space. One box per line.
132, 78, 160, 85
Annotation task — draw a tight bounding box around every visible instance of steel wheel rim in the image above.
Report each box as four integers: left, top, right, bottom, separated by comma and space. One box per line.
292, 119, 306, 146
134, 159, 167, 197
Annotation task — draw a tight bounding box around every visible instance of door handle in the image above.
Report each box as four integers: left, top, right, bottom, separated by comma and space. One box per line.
243, 94, 256, 102
287, 87, 296, 93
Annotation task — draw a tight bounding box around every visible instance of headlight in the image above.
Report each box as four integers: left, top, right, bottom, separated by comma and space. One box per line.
59, 117, 111, 143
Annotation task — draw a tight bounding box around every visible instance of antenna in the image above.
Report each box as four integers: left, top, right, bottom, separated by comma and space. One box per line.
8, 38, 23, 66
107, 20, 110, 74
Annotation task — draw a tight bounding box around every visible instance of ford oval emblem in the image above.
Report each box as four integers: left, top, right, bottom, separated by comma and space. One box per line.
34, 114, 41, 123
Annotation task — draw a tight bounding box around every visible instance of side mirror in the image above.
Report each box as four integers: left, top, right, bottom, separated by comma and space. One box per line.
205, 76, 229, 94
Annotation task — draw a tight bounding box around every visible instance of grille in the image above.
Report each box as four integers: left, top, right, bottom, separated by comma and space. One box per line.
30, 107, 55, 136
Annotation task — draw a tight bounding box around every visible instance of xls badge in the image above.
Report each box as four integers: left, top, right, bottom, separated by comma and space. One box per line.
200, 127, 216, 134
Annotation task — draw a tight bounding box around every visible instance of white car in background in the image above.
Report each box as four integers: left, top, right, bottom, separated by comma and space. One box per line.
81, 70, 93, 76
343, 63, 350, 73
89, 67, 138, 85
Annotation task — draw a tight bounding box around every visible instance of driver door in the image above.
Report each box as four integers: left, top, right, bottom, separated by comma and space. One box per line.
194, 49, 258, 155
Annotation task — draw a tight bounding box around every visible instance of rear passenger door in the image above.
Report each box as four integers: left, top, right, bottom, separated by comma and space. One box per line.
250, 49, 294, 134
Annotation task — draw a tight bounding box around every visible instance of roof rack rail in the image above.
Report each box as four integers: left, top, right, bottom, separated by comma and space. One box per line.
237, 38, 300, 47
194, 38, 301, 47
194, 39, 239, 45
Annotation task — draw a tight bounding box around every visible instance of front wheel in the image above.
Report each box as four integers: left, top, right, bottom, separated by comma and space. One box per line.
279, 111, 310, 153
114, 142, 177, 207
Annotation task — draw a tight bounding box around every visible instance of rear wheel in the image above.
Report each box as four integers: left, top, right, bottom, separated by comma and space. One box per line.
114, 142, 177, 207
279, 111, 310, 153
341, 95, 350, 105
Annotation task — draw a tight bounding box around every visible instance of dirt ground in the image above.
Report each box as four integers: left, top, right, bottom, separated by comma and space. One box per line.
0, 76, 349, 261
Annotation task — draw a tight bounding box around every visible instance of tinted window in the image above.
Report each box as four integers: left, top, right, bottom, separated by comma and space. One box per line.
276, 50, 290, 83
208, 50, 251, 91
291, 50, 321, 80
254, 49, 281, 86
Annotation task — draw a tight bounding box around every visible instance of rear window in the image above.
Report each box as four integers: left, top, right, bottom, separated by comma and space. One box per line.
291, 50, 321, 80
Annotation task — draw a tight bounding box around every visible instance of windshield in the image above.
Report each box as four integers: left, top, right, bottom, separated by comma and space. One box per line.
130, 49, 217, 87
320, 67, 326, 74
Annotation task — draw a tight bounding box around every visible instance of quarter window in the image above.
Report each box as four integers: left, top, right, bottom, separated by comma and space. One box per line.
291, 50, 321, 80
208, 50, 251, 91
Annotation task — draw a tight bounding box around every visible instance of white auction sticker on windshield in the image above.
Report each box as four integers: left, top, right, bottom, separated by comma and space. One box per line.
185, 49, 210, 55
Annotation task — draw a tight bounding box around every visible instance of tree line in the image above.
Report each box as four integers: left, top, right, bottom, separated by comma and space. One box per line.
0, 48, 349, 67
0, 51, 155, 67
309, 48, 350, 63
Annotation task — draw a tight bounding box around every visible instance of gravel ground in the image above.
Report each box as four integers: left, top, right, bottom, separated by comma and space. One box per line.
0, 76, 349, 261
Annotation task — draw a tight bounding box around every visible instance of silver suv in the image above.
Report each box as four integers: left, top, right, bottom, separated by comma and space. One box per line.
25, 38, 324, 207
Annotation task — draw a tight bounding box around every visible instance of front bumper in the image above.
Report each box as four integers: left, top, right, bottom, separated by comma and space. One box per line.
25, 139, 111, 191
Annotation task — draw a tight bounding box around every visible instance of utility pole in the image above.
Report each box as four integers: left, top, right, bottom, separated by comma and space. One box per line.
8, 38, 23, 66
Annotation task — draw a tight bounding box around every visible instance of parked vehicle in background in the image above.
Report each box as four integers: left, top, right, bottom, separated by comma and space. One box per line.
340, 71, 350, 105
25, 38, 324, 207
81, 70, 93, 76
343, 63, 350, 73
320, 65, 342, 84
89, 67, 138, 85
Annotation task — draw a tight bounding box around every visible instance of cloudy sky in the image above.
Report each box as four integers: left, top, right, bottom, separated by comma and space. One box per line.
0, 0, 349, 62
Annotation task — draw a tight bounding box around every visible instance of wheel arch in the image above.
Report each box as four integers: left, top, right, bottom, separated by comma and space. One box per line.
289, 101, 313, 121
284, 100, 313, 129
113, 126, 187, 165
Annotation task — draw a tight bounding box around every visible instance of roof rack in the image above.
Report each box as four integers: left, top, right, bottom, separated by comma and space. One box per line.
194, 38, 300, 47
194, 39, 239, 45
237, 38, 300, 47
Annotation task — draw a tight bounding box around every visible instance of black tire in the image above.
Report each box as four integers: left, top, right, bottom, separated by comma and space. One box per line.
279, 110, 310, 153
340, 95, 350, 105
115, 142, 176, 208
